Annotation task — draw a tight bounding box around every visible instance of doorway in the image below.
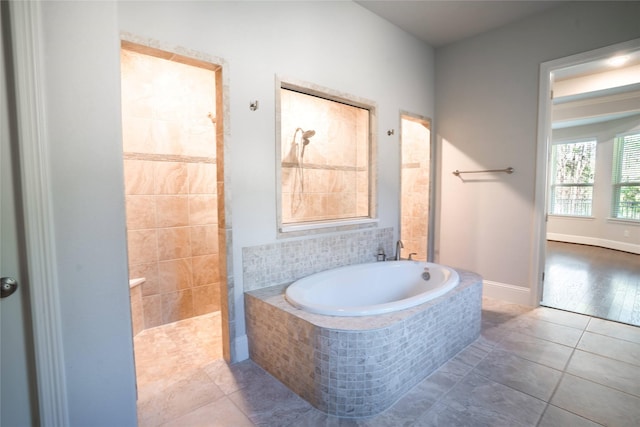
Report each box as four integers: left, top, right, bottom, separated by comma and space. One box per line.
399, 113, 435, 261
119, 40, 231, 413
535, 38, 640, 324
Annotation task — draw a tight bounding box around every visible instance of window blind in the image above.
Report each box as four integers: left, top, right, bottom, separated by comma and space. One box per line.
612, 132, 640, 220
550, 139, 596, 216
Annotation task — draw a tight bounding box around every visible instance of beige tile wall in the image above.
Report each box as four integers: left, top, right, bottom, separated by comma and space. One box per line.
401, 119, 431, 261
129, 283, 144, 336
121, 48, 220, 330
124, 158, 220, 329
281, 89, 369, 223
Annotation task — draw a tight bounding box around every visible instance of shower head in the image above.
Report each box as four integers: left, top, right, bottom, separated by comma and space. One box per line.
299, 129, 315, 158
302, 129, 315, 146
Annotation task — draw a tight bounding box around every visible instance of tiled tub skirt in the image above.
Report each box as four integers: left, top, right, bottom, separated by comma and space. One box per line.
245, 269, 482, 418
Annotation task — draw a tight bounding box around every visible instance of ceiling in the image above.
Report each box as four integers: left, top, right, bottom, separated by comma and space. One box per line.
356, 0, 640, 129
356, 0, 568, 48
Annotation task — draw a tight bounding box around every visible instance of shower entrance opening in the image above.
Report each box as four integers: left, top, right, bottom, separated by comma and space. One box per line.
399, 113, 435, 261
119, 40, 231, 402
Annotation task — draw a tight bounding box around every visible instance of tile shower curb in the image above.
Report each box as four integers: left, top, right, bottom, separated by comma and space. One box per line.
245, 269, 482, 417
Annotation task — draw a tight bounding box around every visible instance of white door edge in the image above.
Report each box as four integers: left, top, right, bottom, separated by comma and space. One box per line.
8, 2, 69, 425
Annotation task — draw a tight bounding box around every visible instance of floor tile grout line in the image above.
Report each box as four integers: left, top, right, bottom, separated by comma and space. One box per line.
571, 344, 640, 369
538, 318, 603, 427
200, 364, 262, 426
469, 345, 553, 410
470, 363, 550, 405
561, 319, 640, 398
434, 340, 560, 427
584, 328, 640, 345
536, 403, 606, 427
548, 371, 640, 426
560, 367, 640, 401
416, 337, 498, 423
485, 312, 586, 349
139, 366, 229, 426
522, 309, 592, 331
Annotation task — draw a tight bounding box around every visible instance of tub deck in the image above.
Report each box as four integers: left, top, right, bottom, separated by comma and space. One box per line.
245, 268, 482, 418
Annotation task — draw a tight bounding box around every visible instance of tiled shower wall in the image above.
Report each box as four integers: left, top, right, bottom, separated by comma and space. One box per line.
121, 47, 220, 329
401, 119, 430, 261
281, 89, 370, 223
124, 157, 220, 328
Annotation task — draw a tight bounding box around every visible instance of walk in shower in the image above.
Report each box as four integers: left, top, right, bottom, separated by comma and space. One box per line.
121, 43, 223, 332
400, 113, 433, 261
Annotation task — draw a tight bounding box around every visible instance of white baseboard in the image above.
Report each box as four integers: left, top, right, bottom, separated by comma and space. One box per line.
483, 280, 533, 306
234, 334, 250, 362
547, 233, 640, 255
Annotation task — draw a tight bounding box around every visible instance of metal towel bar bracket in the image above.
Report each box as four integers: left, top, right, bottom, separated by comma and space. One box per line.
452, 167, 514, 176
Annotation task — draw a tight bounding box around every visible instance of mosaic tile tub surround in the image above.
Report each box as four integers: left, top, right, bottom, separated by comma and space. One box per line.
242, 227, 394, 291
245, 269, 482, 417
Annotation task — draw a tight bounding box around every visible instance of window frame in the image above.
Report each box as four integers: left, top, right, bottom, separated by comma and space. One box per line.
275, 77, 378, 238
612, 131, 640, 221
548, 138, 597, 217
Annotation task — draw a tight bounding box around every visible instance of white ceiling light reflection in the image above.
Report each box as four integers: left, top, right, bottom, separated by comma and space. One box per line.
607, 55, 630, 67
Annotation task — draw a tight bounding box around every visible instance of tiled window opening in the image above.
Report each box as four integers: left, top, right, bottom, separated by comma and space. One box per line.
276, 78, 378, 237
279, 88, 370, 224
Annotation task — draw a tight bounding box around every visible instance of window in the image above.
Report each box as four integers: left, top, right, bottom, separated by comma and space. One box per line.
276, 78, 377, 236
612, 132, 640, 220
549, 139, 597, 216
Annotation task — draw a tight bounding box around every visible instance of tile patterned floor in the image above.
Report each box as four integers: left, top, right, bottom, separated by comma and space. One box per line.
135, 299, 640, 426
542, 241, 640, 326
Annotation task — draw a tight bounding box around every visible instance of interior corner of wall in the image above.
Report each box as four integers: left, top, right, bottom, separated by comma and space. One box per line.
234, 334, 249, 362
482, 280, 533, 307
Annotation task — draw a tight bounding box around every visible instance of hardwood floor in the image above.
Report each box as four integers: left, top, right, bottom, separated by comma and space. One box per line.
542, 241, 640, 326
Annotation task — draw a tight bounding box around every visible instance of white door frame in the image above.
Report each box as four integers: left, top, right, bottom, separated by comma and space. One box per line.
532, 37, 640, 306
7, 2, 69, 424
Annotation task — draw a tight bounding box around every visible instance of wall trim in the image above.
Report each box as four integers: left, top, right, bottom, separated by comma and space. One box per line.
483, 280, 533, 306
8, 1, 69, 425
547, 233, 640, 255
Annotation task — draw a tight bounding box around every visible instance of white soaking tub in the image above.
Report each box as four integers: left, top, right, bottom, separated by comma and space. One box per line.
285, 260, 459, 316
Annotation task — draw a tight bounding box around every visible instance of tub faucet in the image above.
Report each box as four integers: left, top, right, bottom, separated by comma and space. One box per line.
394, 240, 404, 261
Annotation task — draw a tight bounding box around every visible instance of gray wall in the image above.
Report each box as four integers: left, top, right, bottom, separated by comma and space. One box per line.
41, 2, 137, 425
435, 1, 640, 301
118, 0, 436, 358
36, 1, 436, 424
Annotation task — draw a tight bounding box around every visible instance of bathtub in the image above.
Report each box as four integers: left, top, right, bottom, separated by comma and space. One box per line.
285, 261, 459, 316
245, 263, 482, 417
